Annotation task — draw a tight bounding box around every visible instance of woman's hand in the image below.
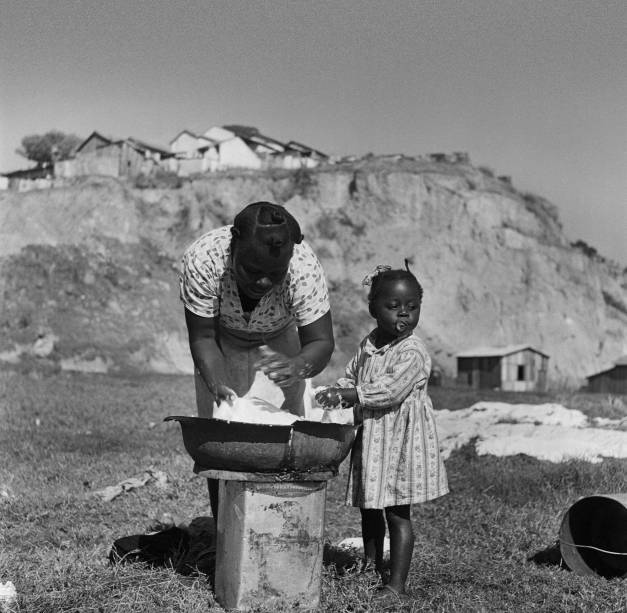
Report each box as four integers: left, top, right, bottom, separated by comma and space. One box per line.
255, 347, 313, 388
211, 384, 237, 404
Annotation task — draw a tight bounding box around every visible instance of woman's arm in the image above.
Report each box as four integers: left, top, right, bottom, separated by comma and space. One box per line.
255, 311, 335, 387
296, 310, 335, 377
184, 308, 236, 401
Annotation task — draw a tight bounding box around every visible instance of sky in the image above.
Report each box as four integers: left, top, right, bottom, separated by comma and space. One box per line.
1, 1, 625, 264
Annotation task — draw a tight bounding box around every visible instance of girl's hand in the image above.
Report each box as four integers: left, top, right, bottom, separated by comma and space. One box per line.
255, 347, 312, 388
315, 387, 343, 408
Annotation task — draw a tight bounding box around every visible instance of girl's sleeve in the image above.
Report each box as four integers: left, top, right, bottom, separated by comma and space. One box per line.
356, 347, 428, 409
336, 349, 360, 388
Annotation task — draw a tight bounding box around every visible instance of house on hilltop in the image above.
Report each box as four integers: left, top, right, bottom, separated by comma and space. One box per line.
1, 165, 53, 191
73, 131, 112, 155
203, 126, 263, 170
586, 356, 627, 393
168, 130, 219, 175
282, 140, 329, 169
168, 125, 328, 173
223, 125, 286, 155
456, 344, 549, 391
170, 130, 206, 157
55, 131, 172, 179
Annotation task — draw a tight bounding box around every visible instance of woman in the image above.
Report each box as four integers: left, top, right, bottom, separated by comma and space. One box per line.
179, 201, 335, 519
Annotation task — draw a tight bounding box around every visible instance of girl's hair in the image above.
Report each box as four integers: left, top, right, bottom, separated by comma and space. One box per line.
367, 259, 423, 304
232, 202, 303, 249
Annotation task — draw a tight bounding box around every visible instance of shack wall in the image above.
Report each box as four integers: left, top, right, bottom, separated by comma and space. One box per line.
587, 365, 627, 394
456, 356, 501, 389
64, 147, 120, 177
501, 349, 547, 392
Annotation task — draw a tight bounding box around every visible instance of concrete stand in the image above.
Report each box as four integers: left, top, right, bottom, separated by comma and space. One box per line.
199, 470, 331, 611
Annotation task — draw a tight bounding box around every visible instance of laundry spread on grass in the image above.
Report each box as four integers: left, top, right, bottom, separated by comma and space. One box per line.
437, 402, 627, 463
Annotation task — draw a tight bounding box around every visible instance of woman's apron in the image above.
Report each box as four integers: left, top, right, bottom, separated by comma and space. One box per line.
194, 319, 306, 418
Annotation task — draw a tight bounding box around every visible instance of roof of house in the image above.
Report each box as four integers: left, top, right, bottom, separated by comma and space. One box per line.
2, 165, 51, 179
169, 129, 199, 144
285, 140, 328, 158
244, 133, 285, 152
126, 137, 171, 156
75, 131, 114, 153
221, 125, 285, 152
222, 125, 260, 139
586, 355, 627, 379
76, 131, 170, 156
203, 126, 237, 142
456, 344, 549, 359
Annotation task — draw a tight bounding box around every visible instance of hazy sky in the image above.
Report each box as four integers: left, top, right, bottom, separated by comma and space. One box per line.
1, 1, 625, 263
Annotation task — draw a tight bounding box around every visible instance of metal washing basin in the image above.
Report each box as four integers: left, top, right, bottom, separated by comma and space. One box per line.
165, 416, 358, 474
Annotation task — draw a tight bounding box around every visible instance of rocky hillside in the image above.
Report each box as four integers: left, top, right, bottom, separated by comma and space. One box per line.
1, 159, 625, 387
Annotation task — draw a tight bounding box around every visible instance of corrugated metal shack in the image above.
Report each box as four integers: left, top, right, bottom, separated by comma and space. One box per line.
456, 344, 549, 392
586, 356, 627, 394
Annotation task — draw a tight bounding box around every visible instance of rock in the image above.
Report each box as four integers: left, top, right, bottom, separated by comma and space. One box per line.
32, 333, 57, 357
0, 165, 625, 387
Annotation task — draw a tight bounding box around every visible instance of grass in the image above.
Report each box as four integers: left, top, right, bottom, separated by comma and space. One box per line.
1, 371, 626, 612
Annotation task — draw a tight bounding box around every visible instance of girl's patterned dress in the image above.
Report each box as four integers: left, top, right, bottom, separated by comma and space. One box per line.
337, 332, 449, 509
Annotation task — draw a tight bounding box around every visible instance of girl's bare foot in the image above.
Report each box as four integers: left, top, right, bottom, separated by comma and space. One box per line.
371, 584, 412, 608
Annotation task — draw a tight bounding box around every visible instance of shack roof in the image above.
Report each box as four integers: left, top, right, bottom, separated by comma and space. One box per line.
126, 137, 171, 156
2, 165, 51, 179
456, 344, 549, 359
285, 140, 328, 158
245, 133, 285, 152
75, 131, 114, 153
586, 355, 627, 379
169, 129, 198, 144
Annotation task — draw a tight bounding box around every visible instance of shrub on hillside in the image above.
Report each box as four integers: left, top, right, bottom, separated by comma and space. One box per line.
293, 167, 314, 196
570, 239, 598, 259
521, 191, 562, 231
602, 290, 627, 315
134, 169, 183, 189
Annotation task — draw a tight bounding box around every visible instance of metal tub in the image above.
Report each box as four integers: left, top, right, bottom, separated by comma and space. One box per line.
165, 416, 358, 474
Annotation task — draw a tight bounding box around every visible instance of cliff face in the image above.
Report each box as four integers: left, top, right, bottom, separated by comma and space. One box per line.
1, 161, 625, 386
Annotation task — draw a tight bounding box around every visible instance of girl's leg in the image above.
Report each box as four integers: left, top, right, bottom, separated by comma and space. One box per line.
384, 504, 414, 594
360, 508, 386, 572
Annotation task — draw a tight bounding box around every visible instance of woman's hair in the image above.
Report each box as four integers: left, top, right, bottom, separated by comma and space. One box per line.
366, 259, 423, 304
232, 202, 303, 251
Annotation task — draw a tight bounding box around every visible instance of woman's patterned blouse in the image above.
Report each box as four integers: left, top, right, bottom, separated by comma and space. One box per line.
179, 226, 330, 333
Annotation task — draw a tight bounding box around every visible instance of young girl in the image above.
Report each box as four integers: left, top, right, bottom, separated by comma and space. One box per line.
316, 262, 448, 604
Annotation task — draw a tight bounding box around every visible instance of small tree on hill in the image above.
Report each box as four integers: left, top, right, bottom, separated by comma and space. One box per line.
16, 131, 83, 167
